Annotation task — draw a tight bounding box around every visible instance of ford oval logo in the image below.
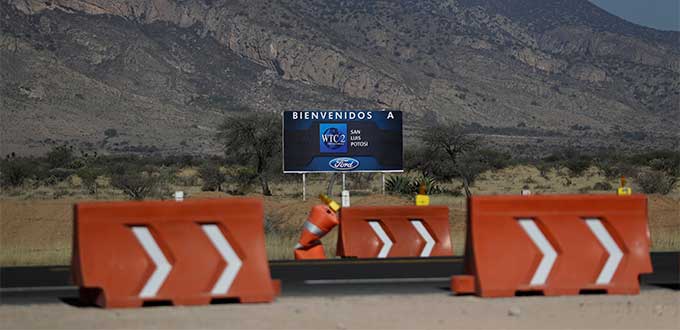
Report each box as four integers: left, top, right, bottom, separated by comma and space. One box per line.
329, 157, 359, 171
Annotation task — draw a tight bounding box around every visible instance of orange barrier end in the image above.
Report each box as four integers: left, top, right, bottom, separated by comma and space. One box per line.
271, 280, 282, 297
72, 198, 278, 308
294, 244, 326, 260
455, 194, 653, 297
451, 275, 476, 295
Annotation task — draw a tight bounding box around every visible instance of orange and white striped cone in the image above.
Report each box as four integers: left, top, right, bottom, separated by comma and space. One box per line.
293, 204, 339, 260
294, 243, 326, 259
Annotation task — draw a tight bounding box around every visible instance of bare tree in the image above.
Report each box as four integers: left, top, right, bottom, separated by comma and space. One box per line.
420, 123, 480, 197
216, 112, 280, 196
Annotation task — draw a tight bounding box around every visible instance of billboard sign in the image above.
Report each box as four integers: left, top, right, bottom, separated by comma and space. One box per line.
283, 110, 403, 173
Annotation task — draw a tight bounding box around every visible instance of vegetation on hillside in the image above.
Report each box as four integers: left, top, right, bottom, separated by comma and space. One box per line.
1, 116, 678, 199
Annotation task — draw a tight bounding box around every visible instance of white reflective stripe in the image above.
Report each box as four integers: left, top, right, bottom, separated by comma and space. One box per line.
518, 219, 557, 286
131, 227, 172, 298
368, 221, 393, 258
201, 224, 243, 295
410, 220, 435, 257
585, 219, 623, 285
294, 240, 321, 250
304, 221, 327, 236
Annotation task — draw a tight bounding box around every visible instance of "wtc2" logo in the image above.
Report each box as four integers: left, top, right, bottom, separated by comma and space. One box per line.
319, 123, 347, 153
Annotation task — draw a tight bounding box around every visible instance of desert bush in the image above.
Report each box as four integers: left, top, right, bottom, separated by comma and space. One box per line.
592, 181, 613, 191
597, 160, 638, 180
227, 167, 258, 195
77, 167, 101, 194
347, 173, 375, 190
110, 172, 160, 200
404, 146, 426, 170
637, 170, 676, 195
104, 128, 118, 138
175, 170, 200, 187
46, 145, 75, 169
647, 154, 680, 177
543, 148, 592, 176
109, 164, 169, 200
564, 158, 591, 176
477, 148, 512, 170
41, 168, 76, 185
198, 163, 225, 192
630, 150, 679, 170
0, 158, 35, 187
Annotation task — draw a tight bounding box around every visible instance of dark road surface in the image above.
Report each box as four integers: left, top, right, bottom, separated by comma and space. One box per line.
1, 253, 677, 305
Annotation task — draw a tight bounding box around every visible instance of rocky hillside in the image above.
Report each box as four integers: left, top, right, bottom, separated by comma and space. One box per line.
2, 0, 678, 155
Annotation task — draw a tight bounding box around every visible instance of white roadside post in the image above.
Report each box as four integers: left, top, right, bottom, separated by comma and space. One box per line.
342, 190, 350, 208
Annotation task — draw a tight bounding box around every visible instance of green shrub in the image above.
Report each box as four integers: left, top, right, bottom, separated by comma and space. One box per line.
109, 164, 169, 200
385, 175, 411, 195
198, 163, 225, 192
564, 158, 591, 176
77, 167, 101, 194
592, 181, 613, 191
637, 170, 676, 195
0, 158, 34, 187
347, 173, 376, 190
229, 167, 258, 195
46, 145, 74, 169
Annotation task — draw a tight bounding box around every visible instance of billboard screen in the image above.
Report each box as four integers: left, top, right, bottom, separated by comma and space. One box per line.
283, 110, 403, 173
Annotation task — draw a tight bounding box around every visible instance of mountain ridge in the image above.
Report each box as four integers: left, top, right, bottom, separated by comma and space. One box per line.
2, 0, 678, 155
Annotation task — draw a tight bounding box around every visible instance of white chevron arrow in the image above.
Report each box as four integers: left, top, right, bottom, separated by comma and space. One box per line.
368, 221, 393, 258
131, 226, 172, 298
518, 219, 557, 286
410, 220, 435, 257
585, 218, 623, 284
201, 224, 243, 295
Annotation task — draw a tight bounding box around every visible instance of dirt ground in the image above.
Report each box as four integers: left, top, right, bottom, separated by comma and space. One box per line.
1, 193, 677, 266
1, 289, 678, 329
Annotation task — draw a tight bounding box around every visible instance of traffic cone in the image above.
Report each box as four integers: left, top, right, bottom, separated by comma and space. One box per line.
293, 195, 341, 260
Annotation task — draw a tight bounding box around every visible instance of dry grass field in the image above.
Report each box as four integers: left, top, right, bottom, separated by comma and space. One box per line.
1, 165, 678, 266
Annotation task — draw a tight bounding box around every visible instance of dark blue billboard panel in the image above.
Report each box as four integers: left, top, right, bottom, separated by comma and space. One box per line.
283, 110, 403, 173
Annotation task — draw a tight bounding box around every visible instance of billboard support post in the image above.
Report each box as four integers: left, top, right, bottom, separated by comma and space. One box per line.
302, 173, 306, 201
382, 173, 385, 195
342, 173, 346, 192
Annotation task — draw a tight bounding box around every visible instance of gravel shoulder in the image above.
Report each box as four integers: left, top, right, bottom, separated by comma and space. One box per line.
1, 288, 678, 329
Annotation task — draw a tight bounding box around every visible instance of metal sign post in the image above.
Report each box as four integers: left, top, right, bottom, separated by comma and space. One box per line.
302, 173, 306, 201
342, 173, 346, 192
382, 173, 385, 195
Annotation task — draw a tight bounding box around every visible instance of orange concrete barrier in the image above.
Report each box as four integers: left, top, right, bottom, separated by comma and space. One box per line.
337, 206, 452, 258
72, 198, 279, 308
452, 194, 652, 297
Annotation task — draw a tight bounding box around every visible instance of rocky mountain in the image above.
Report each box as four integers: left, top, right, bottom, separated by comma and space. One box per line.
2, 0, 678, 155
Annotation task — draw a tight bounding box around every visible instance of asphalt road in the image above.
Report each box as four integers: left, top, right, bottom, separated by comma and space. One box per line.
0, 253, 677, 306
